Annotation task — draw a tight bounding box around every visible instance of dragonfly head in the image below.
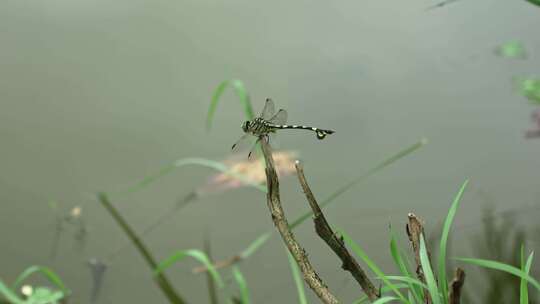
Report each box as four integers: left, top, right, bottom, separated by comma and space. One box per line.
241, 121, 250, 133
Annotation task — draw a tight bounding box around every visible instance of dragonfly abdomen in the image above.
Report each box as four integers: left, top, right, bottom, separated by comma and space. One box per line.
269, 124, 335, 140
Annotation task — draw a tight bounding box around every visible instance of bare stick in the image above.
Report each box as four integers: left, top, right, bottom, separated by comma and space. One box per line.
97, 193, 185, 304
295, 161, 379, 301
406, 212, 436, 304
448, 268, 465, 304
260, 137, 339, 304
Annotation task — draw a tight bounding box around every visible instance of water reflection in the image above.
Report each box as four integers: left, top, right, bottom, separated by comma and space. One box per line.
467, 206, 539, 303
87, 258, 107, 304
525, 108, 540, 139
429, 199, 540, 303
49, 205, 88, 260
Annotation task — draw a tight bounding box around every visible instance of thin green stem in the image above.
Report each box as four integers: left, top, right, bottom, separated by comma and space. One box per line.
97, 193, 186, 304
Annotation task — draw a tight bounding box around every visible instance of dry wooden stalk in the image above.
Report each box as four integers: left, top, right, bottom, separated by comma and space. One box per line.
406, 212, 436, 304
448, 267, 465, 304
295, 160, 379, 301
260, 137, 339, 304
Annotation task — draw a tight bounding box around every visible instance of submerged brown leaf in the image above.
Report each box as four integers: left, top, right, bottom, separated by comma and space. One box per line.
194, 151, 298, 196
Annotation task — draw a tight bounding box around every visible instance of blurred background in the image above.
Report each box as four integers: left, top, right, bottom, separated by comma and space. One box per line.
1, 0, 540, 303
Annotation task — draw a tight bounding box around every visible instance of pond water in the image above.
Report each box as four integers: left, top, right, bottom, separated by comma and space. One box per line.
1, 0, 540, 303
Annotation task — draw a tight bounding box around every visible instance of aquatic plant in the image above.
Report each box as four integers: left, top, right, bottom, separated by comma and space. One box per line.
0, 266, 69, 304
495, 42, 527, 59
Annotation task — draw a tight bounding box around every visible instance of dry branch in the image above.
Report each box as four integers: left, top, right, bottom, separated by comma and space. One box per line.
448, 267, 465, 304
260, 137, 339, 304
295, 161, 379, 301
406, 212, 436, 304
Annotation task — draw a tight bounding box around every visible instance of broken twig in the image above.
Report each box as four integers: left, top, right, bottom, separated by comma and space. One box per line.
260, 137, 339, 304
448, 267, 465, 304
295, 160, 379, 301
406, 212, 436, 304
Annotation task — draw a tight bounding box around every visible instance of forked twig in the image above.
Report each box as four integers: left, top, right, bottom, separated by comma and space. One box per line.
406, 213, 436, 304
448, 267, 465, 304
260, 136, 339, 304
193, 139, 427, 274
295, 161, 379, 301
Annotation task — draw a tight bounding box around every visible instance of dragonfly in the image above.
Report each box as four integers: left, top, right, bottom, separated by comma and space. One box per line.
232, 98, 335, 157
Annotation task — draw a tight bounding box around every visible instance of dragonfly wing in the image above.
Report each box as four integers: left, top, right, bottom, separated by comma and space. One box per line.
268, 109, 288, 125
231, 134, 257, 153
268, 132, 281, 150
248, 137, 262, 159
260, 98, 276, 120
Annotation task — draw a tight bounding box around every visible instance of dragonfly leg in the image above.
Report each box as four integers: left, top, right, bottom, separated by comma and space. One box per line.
248, 137, 261, 159
231, 133, 250, 152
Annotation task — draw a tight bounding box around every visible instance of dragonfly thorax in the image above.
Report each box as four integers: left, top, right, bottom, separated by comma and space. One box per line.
241, 121, 250, 133
242, 117, 273, 136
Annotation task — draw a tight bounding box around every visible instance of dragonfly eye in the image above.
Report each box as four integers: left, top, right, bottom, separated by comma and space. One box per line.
241, 121, 250, 132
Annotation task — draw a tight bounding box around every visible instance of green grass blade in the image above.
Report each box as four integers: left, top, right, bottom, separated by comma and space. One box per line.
420, 235, 440, 304
373, 296, 399, 304
340, 229, 408, 303
352, 284, 409, 304
384, 276, 428, 290
389, 231, 411, 277
155, 249, 224, 288
438, 180, 468, 304
123, 163, 177, 193
286, 250, 307, 304
456, 257, 540, 292
229, 80, 254, 120
123, 157, 266, 195
207, 79, 255, 130
520, 247, 534, 304
390, 229, 423, 302
290, 138, 427, 229
97, 193, 186, 304
12, 266, 68, 295
240, 232, 272, 259
521, 252, 534, 304
26, 287, 65, 303
207, 80, 231, 130
232, 266, 250, 304
520, 246, 525, 304
0, 279, 23, 304
408, 291, 415, 304
520, 246, 528, 304
203, 238, 219, 304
